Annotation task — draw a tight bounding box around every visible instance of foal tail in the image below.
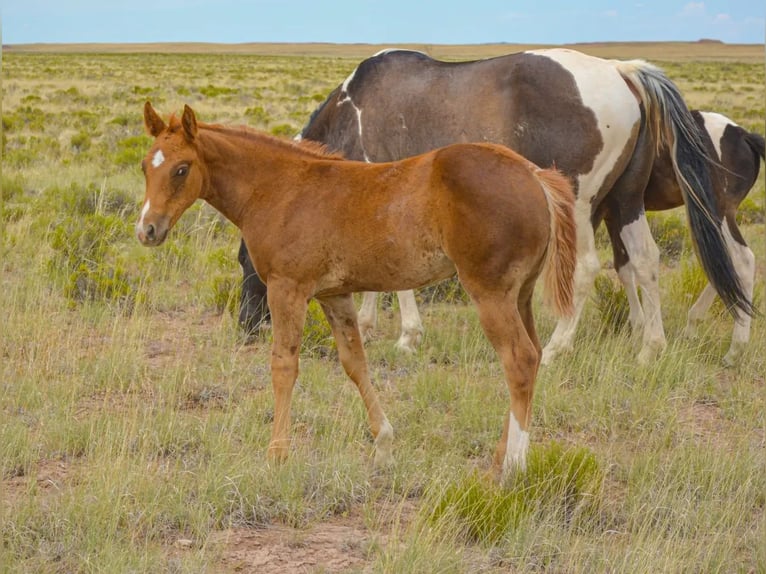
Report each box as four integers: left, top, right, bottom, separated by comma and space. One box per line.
616, 60, 755, 320
536, 168, 577, 318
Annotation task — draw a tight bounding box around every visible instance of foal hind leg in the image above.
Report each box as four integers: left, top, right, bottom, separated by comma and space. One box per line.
318, 294, 394, 467
462, 279, 540, 478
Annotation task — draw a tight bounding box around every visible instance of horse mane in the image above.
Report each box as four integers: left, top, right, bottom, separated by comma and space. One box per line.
166, 113, 345, 161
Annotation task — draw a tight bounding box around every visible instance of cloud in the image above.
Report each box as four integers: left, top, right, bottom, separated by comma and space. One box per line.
714, 13, 731, 23
680, 2, 706, 17
603, 10, 618, 18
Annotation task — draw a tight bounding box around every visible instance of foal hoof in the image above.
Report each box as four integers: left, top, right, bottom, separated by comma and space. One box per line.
372, 420, 395, 469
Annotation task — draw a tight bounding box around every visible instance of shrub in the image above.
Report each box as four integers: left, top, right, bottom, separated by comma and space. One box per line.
199, 84, 238, 98
417, 277, 469, 305
47, 212, 141, 309
427, 441, 603, 544
44, 181, 137, 218
208, 274, 239, 316
302, 300, 335, 357
70, 131, 91, 152
113, 135, 153, 167
244, 106, 270, 124
737, 196, 764, 224
647, 212, 688, 261
592, 275, 631, 333
270, 124, 297, 138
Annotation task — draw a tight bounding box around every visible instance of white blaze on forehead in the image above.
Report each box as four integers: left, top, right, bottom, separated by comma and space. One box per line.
138, 200, 151, 226
152, 149, 165, 168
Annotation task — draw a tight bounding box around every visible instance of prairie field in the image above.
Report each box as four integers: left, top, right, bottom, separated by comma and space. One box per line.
1, 43, 764, 573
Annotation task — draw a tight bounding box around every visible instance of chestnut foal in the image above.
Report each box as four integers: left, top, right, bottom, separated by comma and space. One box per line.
136, 102, 576, 478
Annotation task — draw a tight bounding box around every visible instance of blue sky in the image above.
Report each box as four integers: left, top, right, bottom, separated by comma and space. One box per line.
2, 1, 764, 45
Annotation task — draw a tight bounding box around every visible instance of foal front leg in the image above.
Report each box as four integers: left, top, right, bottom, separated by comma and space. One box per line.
265, 279, 309, 462
318, 294, 394, 468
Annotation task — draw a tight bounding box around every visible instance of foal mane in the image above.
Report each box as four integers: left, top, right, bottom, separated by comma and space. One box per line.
168, 114, 345, 161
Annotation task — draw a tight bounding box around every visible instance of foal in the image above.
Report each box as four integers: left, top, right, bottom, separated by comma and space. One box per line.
136, 102, 576, 477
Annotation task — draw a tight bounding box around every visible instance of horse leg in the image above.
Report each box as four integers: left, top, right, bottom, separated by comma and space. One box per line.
318, 294, 394, 467
603, 215, 645, 333
462, 279, 539, 478
357, 292, 378, 343
686, 219, 755, 367
618, 213, 666, 364
684, 283, 716, 339
264, 278, 309, 462
541, 213, 600, 365
238, 239, 270, 339
394, 290, 424, 353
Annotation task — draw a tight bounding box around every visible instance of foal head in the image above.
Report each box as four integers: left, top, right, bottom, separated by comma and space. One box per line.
136, 102, 205, 246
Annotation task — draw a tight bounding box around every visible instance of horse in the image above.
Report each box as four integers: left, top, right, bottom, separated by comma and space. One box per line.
599, 111, 763, 366
236, 48, 755, 365
136, 102, 577, 478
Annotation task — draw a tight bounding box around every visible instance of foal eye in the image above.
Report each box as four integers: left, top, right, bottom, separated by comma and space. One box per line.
174, 165, 189, 177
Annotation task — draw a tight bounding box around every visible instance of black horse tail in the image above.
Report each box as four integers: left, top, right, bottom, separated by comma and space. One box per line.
617, 60, 755, 320
744, 130, 765, 163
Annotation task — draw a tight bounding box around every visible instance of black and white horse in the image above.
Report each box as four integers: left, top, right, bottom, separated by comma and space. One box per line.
600, 111, 762, 366
238, 49, 756, 364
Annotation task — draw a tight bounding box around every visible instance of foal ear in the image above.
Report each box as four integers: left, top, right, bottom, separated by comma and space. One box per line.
144, 101, 166, 137
181, 104, 198, 141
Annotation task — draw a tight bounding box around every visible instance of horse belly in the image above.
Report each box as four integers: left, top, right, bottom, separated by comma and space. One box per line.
315, 241, 455, 296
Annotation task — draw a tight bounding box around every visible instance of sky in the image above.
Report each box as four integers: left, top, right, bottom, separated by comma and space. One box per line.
1, 0, 764, 46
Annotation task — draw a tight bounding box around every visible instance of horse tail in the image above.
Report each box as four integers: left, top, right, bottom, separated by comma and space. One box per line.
744, 130, 765, 163
616, 60, 755, 319
536, 168, 577, 318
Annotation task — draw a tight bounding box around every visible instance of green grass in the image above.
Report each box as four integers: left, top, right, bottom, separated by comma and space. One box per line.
1, 48, 764, 573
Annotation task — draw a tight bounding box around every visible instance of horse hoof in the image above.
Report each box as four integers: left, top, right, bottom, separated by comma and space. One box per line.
637, 340, 666, 365
395, 330, 422, 353
722, 344, 744, 368
373, 420, 395, 468
682, 323, 700, 340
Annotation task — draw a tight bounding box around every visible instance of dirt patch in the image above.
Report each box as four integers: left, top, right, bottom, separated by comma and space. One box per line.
676, 400, 732, 443
2, 457, 76, 508
177, 500, 417, 573
208, 520, 375, 573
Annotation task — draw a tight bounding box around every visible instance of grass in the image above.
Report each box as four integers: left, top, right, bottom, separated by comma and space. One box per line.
1, 44, 764, 572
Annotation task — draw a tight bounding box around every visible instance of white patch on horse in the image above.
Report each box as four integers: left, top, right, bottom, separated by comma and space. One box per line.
337, 68, 357, 105
503, 412, 529, 474
138, 200, 151, 226
152, 149, 165, 168
700, 111, 733, 161
293, 133, 303, 142
532, 49, 644, 365
371, 48, 427, 58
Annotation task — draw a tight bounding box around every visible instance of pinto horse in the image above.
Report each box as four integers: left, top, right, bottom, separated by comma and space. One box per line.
599, 111, 764, 366
136, 102, 576, 477
237, 49, 754, 364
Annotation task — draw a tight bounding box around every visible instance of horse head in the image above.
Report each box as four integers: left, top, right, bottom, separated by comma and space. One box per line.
136, 102, 206, 246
